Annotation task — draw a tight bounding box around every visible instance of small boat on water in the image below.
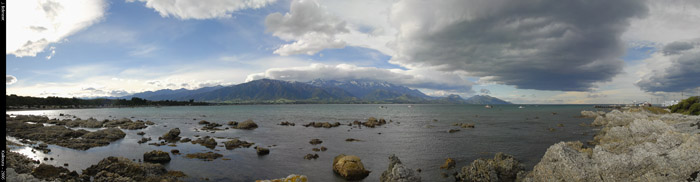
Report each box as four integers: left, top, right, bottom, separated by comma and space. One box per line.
408, 105, 413, 108
518, 106, 524, 109
485, 105, 492, 108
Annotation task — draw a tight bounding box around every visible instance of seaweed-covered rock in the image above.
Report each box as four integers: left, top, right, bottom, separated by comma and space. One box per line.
256, 174, 308, 182
143, 150, 171, 163
31, 163, 80, 181
304, 154, 319, 160
224, 139, 254, 149
83, 156, 185, 181
235, 119, 258, 130
455, 152, 522, 182
332, 154, 371, 180
380, 154, 421, 182
160, 128, 181, 142
440, 158, 456, 169
192, 136, 218, 149
185, 152, 223, 161
256, 146, 270, 155
6, 118, 126, 150
309, 139, 323, 145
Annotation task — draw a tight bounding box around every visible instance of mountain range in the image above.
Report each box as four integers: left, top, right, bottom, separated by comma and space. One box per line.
119, 79, 512, 104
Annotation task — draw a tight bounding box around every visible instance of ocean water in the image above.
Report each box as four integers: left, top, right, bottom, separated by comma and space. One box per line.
6, 104, 601, 181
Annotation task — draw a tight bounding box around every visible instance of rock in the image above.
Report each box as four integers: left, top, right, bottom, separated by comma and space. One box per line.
201, 122, 223, 130
346, 138, 361, 142
580, 110, 601, 118
333, 154, 371, 180
137, 137, 151, 144
143, 150, 171, 163
460, 123, 475, 128
448, 129, 460, 133
312, 148, 321, 152
279, 121, 295, 126
83, 156, 185, 181
31, 163, 79, 181
363, 117, 387, 128
440, 158, 456, 169
198, 120, 210, 125
309, 139, 323, 145
303, 121, 341, 128
193, 136, 218, 149
171, 149, 180, 155
256, 174, 308, 182
320, 146, 327, 151
180, 137, 191, 142
145, 121, 155, 125
6, 117, 127, 150
160, 128, 181, 142
557, 123, 564, 127
136, 131, 145, 135
455, 152, 522, 182
256, 147, 270, 155
224, 139, 254, 149
380, 154, 421, 182
520, 110, 700, 182
304, 154, 319, 160
186, 152, 223, 161
236, 119, 258, 130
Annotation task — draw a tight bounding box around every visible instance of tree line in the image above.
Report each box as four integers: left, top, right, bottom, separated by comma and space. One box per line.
6, 94, 209, 110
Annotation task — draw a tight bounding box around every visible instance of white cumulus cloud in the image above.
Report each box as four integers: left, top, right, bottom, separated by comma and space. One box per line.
7, 75, 18, 85
265, 0, 349, 56
6, 0, 107, 57
128, 0, 277, 19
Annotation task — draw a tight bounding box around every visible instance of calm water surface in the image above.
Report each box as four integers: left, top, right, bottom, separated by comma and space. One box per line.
7, 104, 601, 181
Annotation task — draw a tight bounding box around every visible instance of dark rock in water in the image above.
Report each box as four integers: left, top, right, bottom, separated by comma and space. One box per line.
320, 146, 327, 151
309, 139, 323, 145
160, 128, 181, 142
455, 152, 522, 182
198, 120, 211, 125
83, 156, 185, 181
185, 152, 223, 161
171, 149, 180, 155
32, 163, 79, 181
6, 117, 127, 150
363, 117, 387, 128
138, 137, 152, 144
227, 121, 238, 126
179, 138, 191, 143
145, 120, 155, 125
380, 154, 421, 182
448, 129, 461, 133
333, 154, 371, 180
192, 136, 217, 149
303, 121, 341, 128
304, 154, 319, 160
201, 122, 223, 130
346, 138, 362, 142
235, 119, 258, 130
279, 121, 295, 126
440, 158, 456, 169
312, 148, 321, 152
143, 150, 171, 163
137, 131, 146, 135
256, 147, 270, 155
224, 139, 254, 150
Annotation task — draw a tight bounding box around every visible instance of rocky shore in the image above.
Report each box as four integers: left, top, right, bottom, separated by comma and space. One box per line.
6, 115, 127, 150
452, 108, 700, 182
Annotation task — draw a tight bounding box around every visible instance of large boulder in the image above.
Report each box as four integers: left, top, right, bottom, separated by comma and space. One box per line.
333, 154, 371, 180
380, 154, 421, 182
83, 156, 184, 181
235, 119, 258, 130
192, 136, 217, 149
160, 128, 181, 142
143, 150, 171, 163
455, 152, 522, 182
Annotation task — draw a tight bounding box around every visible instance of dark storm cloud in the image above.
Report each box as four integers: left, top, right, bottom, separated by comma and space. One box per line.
637, 44, 700, 92
662, 41, 695, 55
390, 0, 648, 91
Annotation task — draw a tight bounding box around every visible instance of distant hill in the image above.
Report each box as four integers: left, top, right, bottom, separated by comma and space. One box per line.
307, 79, 432, 101
464, 95, 512, 104
117, 79, 512, 104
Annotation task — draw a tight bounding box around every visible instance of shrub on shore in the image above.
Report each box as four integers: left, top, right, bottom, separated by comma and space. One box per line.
669, 96, 700, 115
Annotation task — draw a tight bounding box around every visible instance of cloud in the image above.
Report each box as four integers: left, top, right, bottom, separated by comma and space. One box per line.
479, 88, 491, 95
128, 0, 277, 19
265, 0, 349, 55
6, 0, 107, 57
623, 0, 700, 44
46, 47, 56, 59
246, 63, 473, 92
636, 39, 700, 92
7, 75, 18, 85
388, 0, 647, 91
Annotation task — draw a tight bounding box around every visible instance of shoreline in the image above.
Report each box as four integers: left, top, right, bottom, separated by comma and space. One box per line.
7, 106, 694, 181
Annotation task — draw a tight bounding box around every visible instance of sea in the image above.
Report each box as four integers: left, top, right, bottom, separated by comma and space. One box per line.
6, 104, 602, 181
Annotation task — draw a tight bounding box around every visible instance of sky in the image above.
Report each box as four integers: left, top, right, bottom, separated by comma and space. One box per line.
5, 0, 700, 104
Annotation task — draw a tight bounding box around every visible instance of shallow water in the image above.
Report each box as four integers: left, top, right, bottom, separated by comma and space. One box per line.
7, 104, 601, 181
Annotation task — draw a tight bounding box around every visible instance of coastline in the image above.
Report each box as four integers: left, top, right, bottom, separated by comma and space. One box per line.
5, 106, 697, 181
